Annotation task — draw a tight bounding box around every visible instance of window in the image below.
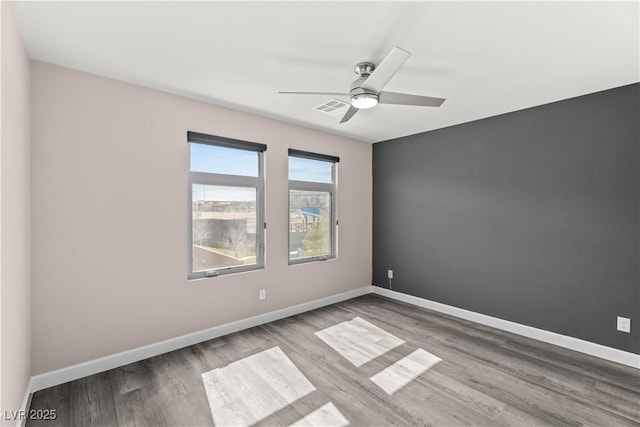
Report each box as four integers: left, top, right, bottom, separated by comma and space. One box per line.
188, 132, 265, 278
288, 149, 339, 263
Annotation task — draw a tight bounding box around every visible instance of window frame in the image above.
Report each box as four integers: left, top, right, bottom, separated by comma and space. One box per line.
188, 132, 266, 279
288, 149, 339, 265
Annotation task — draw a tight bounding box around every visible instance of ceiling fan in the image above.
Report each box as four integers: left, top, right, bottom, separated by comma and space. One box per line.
279, 46, 445, 123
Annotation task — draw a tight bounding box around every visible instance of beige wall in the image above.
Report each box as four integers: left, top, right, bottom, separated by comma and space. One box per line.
30, 61, 372, 374
0, 1, 31, 421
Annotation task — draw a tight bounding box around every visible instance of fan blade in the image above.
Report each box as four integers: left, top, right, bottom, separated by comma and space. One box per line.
360, 46, 411, 93
339, 105, 359, 123
379, 91, 445, 107
279, 91, 350, 96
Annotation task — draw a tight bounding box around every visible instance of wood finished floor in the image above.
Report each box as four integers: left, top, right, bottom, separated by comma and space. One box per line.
27, 294, 640, 426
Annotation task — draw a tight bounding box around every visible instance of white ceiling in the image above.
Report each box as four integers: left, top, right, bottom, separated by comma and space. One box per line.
11, 1, 639, 143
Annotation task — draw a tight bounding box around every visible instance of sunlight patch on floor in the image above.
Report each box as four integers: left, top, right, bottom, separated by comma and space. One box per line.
290, 402, 349, 427
315, 317, 405, 367
202, 346, 316, 426
369, 348, 442, 395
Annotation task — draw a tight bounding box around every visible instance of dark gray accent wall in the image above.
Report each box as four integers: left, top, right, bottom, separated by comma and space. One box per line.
373, 84, 639, 354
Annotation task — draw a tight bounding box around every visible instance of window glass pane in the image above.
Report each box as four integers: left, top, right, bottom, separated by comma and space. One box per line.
288, 156, 333, 183
191, 143, 259, 177
192, 184, 257, 272
289, 190, 332, 260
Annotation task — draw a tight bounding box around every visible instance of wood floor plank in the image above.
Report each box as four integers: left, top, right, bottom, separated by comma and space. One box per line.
25, 382, 71, 427
70, 371, 118, 427
437, 336, 639, 425
142, 352, 213, 426
109, 362, 167, 427
27, 294, 640, 426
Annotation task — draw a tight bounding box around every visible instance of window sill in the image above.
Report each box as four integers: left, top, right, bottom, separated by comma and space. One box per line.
288, 255, 336, 266
189, 264, 264, 280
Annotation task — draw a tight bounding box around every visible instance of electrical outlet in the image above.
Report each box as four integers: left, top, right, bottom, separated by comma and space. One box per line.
617, 316, 631, 333
259, 289, 266, 301
388, 269, 394, 279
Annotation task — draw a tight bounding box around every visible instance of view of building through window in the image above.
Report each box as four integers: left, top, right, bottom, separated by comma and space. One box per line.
192, 184, 258, 272
189, 136, 264, 278
288, 152, 337, 262
289, 190, 332, 259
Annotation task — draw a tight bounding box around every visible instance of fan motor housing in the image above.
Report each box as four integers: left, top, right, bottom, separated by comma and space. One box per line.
354, 62, 376, 76
350, 86, 377, 97
351, 62, 378, 96
350, 62, 379, 109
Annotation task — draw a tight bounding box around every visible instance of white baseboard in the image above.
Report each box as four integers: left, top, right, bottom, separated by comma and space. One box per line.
372, 287, 640, 369
29, 286, 372, 393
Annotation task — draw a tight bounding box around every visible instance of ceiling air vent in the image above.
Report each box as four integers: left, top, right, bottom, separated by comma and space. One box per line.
313, 99, 349, 116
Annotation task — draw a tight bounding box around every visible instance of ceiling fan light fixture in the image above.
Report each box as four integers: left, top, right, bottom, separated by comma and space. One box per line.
279, 46, 445, 123
351, 93, 379, 109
